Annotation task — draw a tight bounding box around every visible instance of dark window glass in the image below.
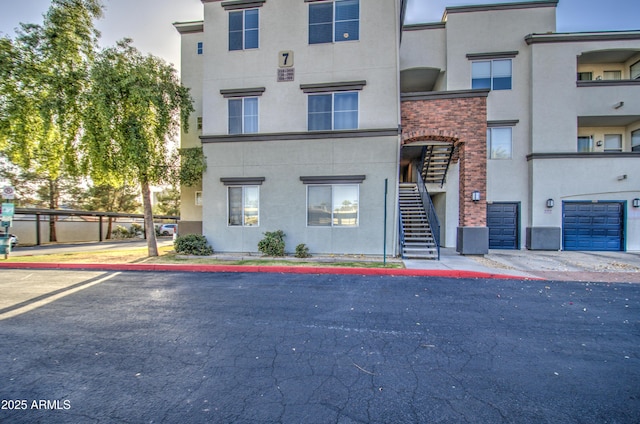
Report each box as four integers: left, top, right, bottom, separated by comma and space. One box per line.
335, 0, 359, 42
309, 3, 333, 44
308, 94, 332, 130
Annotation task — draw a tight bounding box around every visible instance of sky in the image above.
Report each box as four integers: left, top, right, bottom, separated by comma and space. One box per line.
0, 0, 638, 73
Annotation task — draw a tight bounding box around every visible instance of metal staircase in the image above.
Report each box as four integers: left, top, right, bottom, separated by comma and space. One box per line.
420, 143, 455, 186
399, 182, 438, 260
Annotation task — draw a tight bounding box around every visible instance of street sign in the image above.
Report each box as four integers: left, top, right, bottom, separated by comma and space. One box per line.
2, 186, 15, 199
1, 203, 14, 218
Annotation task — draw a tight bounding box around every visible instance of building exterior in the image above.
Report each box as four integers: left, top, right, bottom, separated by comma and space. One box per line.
175, 0, 640, 257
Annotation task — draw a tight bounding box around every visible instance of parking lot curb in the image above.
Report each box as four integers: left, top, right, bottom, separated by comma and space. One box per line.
0, 262, 543, 280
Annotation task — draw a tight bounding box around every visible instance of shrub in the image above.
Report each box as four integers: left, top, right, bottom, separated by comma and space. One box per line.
112, 225, 133, 239
258, 230, 285, 257
174, 234, 214, 256
295, 243, 311, 258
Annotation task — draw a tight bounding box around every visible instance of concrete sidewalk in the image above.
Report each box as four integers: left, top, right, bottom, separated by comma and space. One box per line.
405, 248, 640, 283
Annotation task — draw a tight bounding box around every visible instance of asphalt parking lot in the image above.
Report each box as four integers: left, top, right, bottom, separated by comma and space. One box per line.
0, 270, 639, 423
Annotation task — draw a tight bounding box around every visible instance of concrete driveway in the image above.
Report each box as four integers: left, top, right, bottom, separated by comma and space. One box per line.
0, 270, 638, 423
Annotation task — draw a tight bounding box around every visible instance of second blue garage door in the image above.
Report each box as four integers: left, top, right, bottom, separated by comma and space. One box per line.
563, 202, 624, 251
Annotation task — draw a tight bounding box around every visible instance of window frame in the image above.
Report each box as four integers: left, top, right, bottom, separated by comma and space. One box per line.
229, 8, 259, 51
632, 129, 640, 152
309, 0, 360, 45
631, 60, 640, 80
307, 91, 359, 131
227, 185, 260, 227
306, 184, 359, 227
487, 126, 513, 159
228, 97, 259, 135
604, 134, 622, 152
577, 135, 594, 153
472, 59, 513, 91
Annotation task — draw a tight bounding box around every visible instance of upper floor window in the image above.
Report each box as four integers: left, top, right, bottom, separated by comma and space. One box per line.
632, 129, 640, 152
577, 136, 593, 153
632, 61, 640, 80
603, 70, 621, 81
229, 97, 258, 134
229, 9, 259, 51
487, 127, 512, 159
308, 92, 358, 131
309, 0, 359, 44
577, 72, 592, 81
604, 134, 622, 152
197, 42, 203, 55
472, 59, 512, 90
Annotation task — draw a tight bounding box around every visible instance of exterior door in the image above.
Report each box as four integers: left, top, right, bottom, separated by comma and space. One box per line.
487, 203, 519, 249
563, 202, 624, 251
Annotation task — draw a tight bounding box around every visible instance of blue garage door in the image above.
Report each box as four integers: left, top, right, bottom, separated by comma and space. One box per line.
487, 203, 519, 249
563, 202, 624, 251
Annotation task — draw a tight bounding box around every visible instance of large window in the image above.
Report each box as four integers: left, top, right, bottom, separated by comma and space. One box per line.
632, 129, 640, 152
228, 97, 258, 134
229, 9, 259, 51
307, 185, 359, 227
309, 0, 359, 44
228, 186, 259, 227
308, 92, 358, 130
472, 59, 512, 90
487, 127, 512, 159
604, 134, 622, 152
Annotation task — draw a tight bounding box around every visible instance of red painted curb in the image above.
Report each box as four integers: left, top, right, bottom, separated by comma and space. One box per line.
0, 262, 543, 280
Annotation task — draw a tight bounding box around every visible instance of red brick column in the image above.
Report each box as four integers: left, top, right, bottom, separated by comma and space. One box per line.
401, 92, 488, 227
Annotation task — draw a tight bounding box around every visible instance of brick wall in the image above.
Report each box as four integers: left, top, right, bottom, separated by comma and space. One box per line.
401, 94, 487, 227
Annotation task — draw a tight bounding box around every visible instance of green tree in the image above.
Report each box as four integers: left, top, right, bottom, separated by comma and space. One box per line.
81, 183, 141, 238
154, 186, 181, 217
82, 40, 193, 256
0, 0, 103, 241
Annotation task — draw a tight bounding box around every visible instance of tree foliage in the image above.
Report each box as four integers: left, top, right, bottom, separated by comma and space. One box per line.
0, 0, 103, 241
81, 39, 194, 255
179, 147, 207, 187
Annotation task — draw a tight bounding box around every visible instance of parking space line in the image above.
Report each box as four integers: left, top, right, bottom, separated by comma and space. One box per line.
0, 272, 121, 320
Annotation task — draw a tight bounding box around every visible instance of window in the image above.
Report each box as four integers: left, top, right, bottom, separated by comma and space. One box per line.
229, 9, 259, 51
632, 129, 640, 152
309, 0, 359, 44
577, 72, 592, 81
195, 191, 202, 206
603, 70, 621, 80
197, 117, 202, 131
228, 186, 259, 226
307, 185, 358, 227
308, 92, 358, 130
472, 59, 512, 90
228, 97, 258, 134
487, 127, 512, 159
604, 134, 622, 152
632, 61, 640, 80
197, 42, 203, 55
577, 136, 593, 153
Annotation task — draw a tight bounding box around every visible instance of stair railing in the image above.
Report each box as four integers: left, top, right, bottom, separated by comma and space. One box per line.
416, 167, 441, 260
398, 207, 406, 258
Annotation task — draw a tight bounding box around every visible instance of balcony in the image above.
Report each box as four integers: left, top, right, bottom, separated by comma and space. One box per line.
576, 48, 640, 117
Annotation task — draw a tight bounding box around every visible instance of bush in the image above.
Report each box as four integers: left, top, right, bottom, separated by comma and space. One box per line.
112, 225, 134, 239
174, 234, 214, 256
258, 230, 286, 257
295, 243, 311, 258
